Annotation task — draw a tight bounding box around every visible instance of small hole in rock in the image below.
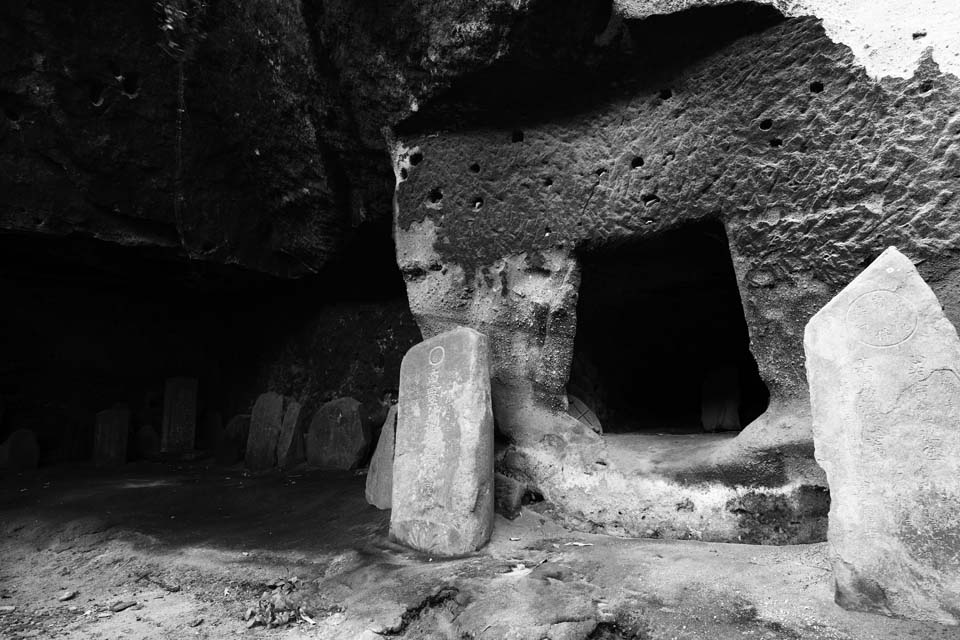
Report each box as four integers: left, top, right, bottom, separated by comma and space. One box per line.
769, 138, 783, 148
759, 118, 773, 130
641, 194, 661, 206
659, 88, 673, 100
4, 107, 20, 122
544, 226, 551, 236
809, 81, 824, 93
428, 187, 443, 203
631, 156, 644, 169
511, 130, 524, 143
409, 151, 423, 166
913, 31, 927, 40
469, 162, 480, 173
595, 168, 606, 177
120, 72, 140, 96
473, 197, 484, 209
919, 80, 934, 93
544, 177, 554, 187
400, 168, 408, 180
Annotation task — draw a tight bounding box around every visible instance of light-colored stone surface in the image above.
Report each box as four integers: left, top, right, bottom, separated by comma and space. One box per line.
94, 408, 129, 468
614, 0, 960, 80
365, 404, 398, 510
306, 397, 370, 470
804, 246, 960, 625
246, 392, 284, 472
276, 399, 304, 470
390, 327, 494, 556
160, 377, 197, 453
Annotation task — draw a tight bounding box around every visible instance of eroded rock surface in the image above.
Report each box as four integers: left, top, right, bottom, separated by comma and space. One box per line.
805, 247, 960, 625
390, 327, 494, 556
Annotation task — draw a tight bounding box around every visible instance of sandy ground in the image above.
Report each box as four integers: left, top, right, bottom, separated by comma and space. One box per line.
1, 462, 957, 640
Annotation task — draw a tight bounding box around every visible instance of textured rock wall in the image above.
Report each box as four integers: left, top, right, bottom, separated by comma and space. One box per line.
392, 9, 960, 540
395, 15, 960, 403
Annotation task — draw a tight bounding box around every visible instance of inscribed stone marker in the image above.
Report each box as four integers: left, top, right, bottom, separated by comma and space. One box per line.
161, 377, 197, 453
804, 246, 960, 625
246, 392, 284, 471
305, 397, 369, 470
276, 398, 304, 470
94, 407, 130, 467
365, 403, 398, 510
390, 326, 494, 556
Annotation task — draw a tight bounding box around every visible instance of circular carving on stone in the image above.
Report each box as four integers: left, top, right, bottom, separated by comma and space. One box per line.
428, 346, 445, 365
846, 290, 918, 347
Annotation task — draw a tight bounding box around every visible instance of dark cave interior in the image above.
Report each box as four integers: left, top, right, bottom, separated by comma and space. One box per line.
569, 217, 769, 434
0, 220, 418, 466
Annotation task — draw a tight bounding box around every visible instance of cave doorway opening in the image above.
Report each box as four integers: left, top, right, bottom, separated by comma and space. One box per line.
568, 218, 769, 435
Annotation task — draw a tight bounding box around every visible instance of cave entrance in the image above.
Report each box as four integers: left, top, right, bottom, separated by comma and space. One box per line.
568, 218, 768, 435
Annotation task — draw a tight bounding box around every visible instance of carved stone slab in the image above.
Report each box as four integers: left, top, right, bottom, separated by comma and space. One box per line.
365, 403, 398, 510
390, 327, 494, 556
804, 246, 960, 625
94, 407, 130, 468
305, 397, 369, 470
161, 377, 197, 453
246, 392, 284, 471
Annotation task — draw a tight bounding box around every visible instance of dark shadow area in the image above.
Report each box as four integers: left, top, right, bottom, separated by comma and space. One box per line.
569, 218, 769, 434
0, 223, 418, 466
396, 2, 785, 134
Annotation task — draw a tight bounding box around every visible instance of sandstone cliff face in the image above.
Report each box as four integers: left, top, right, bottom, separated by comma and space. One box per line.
392, 9, 960, 539
0, 0, 609, 277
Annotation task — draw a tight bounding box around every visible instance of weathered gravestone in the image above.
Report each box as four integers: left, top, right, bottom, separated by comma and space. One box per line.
390, 327, 494, 556
276, 398, 304, 470
246, 392, 284, 471
94, 407, 130, 467
305, 397, 369, 469
804, 246, 960, 625
365, 403, 398, 510
161, 377, 197, 453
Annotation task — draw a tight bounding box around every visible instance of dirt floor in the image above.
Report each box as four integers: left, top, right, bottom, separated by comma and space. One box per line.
1, 462, 957, 640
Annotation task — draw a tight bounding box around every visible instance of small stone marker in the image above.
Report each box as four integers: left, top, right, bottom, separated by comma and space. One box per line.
276, 398, 304, 470
390, 326, 494, 556
365, 404, 398, 509
804, 246, 960, 625
246, 392, 284, 471
161, 377, 198, 453
305, 397, 369, 470
94, 407, 130, 467
216, 414, 251, 464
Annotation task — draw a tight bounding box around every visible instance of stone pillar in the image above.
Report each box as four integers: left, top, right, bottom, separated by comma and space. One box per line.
365, 404, 398, 509
305, 397, 369, 470
390, 326, 494, 556
161, 377, 197, 453
94, 407, 130, 468
245, 392, 284, 472
805, 247, 960, 625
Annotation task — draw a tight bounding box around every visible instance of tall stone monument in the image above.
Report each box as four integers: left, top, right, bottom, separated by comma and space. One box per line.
94, 406, 130, 467
390, 326, 494, 556
161, 377, 198, 453
804, 246, 960, 625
